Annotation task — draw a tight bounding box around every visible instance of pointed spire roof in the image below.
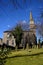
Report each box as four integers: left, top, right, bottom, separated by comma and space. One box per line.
30, 11, 34, 24
30, 11, 33, 21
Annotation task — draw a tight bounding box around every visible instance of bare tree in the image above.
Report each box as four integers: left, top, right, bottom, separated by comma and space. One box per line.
0, 0, 32, 9
37, 22, 43, 38
36, 10, 43, 40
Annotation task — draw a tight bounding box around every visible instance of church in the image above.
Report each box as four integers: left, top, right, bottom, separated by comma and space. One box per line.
0, 11, 37, 48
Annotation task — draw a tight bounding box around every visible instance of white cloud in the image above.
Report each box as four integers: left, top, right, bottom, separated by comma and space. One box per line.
7, 25, 10, 28
22, 20, 26, 24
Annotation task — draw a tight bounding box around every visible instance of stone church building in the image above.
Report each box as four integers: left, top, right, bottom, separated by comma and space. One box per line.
0, 11, 37, 48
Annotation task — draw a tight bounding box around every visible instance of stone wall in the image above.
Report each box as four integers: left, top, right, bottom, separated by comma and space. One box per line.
3, 31, 16, 47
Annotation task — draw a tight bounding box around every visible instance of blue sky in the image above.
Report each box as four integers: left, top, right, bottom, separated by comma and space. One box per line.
0, 0, 43, 38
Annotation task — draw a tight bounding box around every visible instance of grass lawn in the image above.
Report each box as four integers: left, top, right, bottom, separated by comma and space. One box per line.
5, 48, 43, 65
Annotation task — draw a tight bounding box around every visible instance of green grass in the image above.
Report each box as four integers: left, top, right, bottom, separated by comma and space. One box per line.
5, 48, 43, 65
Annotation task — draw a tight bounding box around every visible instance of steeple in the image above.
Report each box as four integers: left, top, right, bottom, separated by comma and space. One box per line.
30, 11, 34, 25
29, 11, 36, 35
30, 11, 33, 21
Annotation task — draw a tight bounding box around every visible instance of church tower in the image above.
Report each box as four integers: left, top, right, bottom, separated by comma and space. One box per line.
29, 11, 36, 35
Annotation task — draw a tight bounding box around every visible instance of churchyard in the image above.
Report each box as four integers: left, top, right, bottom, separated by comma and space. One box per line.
2, 47, 43, 65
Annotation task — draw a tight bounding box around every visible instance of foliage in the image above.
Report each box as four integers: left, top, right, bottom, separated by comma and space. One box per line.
0, 45, 10, 65
12, 25, 23, 48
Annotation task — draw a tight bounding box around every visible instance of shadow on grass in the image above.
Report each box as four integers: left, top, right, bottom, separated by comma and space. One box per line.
7, 52, 43, 59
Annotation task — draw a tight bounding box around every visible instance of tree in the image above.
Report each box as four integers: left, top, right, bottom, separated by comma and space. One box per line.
30, 34, 37, 48
0, 0, 32, 9
12, 24, 23, 49
0, 44, 10, 65
37, 12, 43, 40
37, 23, 43, 37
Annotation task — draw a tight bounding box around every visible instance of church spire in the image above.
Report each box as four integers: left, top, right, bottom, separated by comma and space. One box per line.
29, 11, 36, 35
30, 11, 34, 25
30, 11, 33, 21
